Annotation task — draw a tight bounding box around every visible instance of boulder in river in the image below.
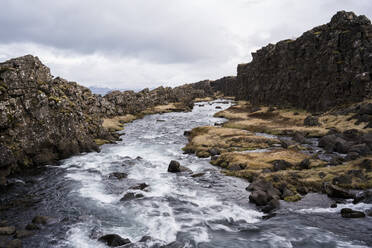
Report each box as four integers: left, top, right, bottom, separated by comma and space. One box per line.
14, 229, 34, 238
323, 183, 354, 199
129, 183, 149, 191
109, 172, 128, 180
25, 223, 40, 230
167, 160, 191, 173
32, 216, 55, 225
340, 208, 366, 218
120, 193, 144, 201
247, 179, 281, 211
98, 234, 131, 247
0, 226, 15, 235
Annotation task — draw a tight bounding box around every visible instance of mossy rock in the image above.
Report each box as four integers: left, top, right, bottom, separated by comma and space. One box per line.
196, 151, 210, 158
284, 194, 302, 202
94, 139, 110, 146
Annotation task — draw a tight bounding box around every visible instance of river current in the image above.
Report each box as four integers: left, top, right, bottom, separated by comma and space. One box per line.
1, 100, 372, 247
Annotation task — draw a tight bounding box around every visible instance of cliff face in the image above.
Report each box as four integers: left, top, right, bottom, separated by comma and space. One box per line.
214, 11, 372, 112
0, 55, 213, 184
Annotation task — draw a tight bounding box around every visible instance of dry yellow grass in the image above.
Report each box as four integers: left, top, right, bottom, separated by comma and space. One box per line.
184, 126, 279, 156
102, 114, 138, 132
194, 97, 214, 102
215, 101, 371, 137
213, 149, 313, 171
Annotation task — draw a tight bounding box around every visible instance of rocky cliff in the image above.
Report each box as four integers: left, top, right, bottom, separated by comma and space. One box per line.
0, 55, 213, 184
212, 11, 372, 112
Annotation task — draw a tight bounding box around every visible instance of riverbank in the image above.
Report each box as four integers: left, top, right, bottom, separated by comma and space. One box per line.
184, 100, 372, 212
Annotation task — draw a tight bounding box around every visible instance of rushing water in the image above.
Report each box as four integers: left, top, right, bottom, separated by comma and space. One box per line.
1, 100, 372, 248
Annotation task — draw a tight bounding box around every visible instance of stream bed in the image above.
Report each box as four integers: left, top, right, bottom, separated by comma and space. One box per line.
1, 100, 372, 247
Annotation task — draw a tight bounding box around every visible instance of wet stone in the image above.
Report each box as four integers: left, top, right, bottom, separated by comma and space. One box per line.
129, 183, 149, 190
341, 208, 366, 218
0, 226, 15, 235
98, 234, 131, 247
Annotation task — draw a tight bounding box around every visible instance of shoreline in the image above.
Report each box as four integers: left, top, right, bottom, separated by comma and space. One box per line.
184, 100, 372, 213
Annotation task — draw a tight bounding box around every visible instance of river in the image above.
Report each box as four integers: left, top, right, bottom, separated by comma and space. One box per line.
1, 100, 371, 247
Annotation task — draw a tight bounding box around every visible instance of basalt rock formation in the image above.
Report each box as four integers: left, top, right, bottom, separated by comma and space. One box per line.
0, 55, 213, 184
211, 11, 372, 112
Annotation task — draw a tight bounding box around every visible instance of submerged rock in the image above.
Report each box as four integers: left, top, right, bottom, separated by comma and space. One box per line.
0, 226, 15, 235
340, 208, 366, 218
129, 183, 149, 191
109, 172, 128, 180
98, 234, 131, 247
120, 193, 144, 201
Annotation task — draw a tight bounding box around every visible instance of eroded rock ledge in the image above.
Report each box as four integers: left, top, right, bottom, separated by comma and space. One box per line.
211, 11, 372, 112
0, 55, 214, 184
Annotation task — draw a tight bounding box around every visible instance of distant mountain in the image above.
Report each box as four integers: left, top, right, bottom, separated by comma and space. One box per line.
89, 86, 127, 96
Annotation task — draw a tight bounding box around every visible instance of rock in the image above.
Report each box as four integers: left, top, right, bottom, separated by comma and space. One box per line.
323, 183, 354, 199
281, 188, 294, 198
298, 158, 310, 170
32, 216, 54, 225
228, 164, 244, 171
129, 183, 149, 191
366, 209, 372, 217
138, 235, 153, 242
212, 11, 372, 113
14, 230, 34, 238
293, 132, 306, 144
208, 148, 220, 156
215, 106, 222, 109
0, 226, 15, 235
272, 160, 292, 171
161, 241, 185, 248
168, 160, 181, 173
358, 159, 372, 171
345, 152, 360, 161
3, 239, 22, 248
304, 116, 319, 126
196, 151, 210, 158
167, 160, 191, 173
318, 172, 326, 178
330, 203, 337, 208
353, 191, 372, 204
183, 131, 191, 136
340, 208, 366, 218
280, 139, 296, 149
0, 221, 8, 227
191, 173, 205, 178
318, 134, 339, 152
329, 156, 344, 166
120, 193, 144, 201
98, 234, 131, 247
247, 179, 280, 210
0, 55, 214, 182
249, 190, 270, 206
109, 172, 128, 180
0, 145, 15, 168
261, 199, 280, 213
25, 223, 40, 230
262, 213, 277, 220
348, 143, 371, 156
334, 139, 350, 154
332, 175, 352, 185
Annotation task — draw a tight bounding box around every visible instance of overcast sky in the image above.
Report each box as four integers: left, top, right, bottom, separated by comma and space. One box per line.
0, 0, 371, 90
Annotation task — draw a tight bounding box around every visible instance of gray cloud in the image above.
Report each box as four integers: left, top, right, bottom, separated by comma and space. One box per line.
0, 0, 371, 89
